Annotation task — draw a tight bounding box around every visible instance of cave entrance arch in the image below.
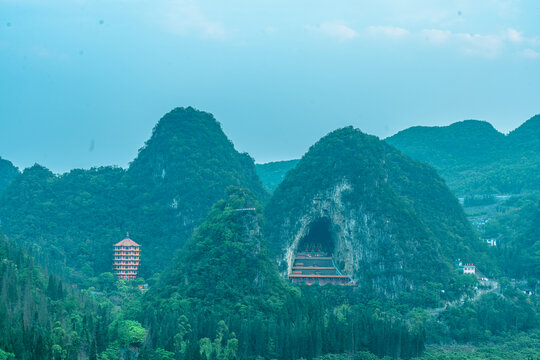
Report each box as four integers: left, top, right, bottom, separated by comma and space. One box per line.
297, 217, 335, 255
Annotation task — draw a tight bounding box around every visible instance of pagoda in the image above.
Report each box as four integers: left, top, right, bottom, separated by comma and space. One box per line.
113, 232, 141, 280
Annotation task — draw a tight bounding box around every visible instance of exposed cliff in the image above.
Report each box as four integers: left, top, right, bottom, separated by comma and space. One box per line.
264, 127, 484, 298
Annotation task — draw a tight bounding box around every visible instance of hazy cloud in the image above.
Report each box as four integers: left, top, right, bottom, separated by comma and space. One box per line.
418, 28, 539, 58
522, 48, 540, 59
420, 29, 452, 44
158, 0, 227, 39
308, 22, 357, 41
454, 32, 502, 57
366, 26, 409, 38
506, 28, 523, 43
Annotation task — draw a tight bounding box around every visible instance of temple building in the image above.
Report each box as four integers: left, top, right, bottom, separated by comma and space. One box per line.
113, 233, 141, 280
288, 218, 355, 286
288, 252, 354, 286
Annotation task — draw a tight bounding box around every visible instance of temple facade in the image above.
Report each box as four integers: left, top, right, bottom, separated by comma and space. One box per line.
288, 252, 354, 286
113, 233, 141, 280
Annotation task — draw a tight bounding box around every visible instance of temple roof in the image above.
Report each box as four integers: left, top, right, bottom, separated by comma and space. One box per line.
114, 234, 141, 247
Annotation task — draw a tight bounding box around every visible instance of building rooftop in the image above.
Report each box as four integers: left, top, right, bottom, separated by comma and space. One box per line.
114, 233, 141, 247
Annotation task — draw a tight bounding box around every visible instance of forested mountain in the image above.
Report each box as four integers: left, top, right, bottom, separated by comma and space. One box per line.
255, 159, 299, 193
142, 187, 427, 360
0, 165, 130, 283
1, 108, 538, 359
0, 157, 19, 196
125, 107, 268, 275
386, 115, 540, 195
264, 126, 490, 304
0, 107, 268, 283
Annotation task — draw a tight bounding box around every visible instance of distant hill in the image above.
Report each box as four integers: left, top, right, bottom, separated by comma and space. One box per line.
0, 157, 19, 196
256, 159, 299, 193
124, 107, 268, 275
0, 107, 268, 282
386, 115, 540, 195
264, 126, 488, 303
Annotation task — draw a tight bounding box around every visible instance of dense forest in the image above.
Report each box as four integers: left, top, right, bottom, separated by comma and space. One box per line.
475, 194, 540, 279
255, 160, 299, 193
0, 108, 538, 359
0, 107, 267, 283
0, 157, 19, 196
385, 115, 540, 196
264, 126, 492, 303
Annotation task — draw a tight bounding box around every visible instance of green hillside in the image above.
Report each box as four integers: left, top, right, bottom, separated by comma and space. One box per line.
386, 115, 540, 195
256, 159, 299, 193
0, 157, 19, 196
0, 107, 268, 283
264, 126, 490, 304
142, 187, 427, 360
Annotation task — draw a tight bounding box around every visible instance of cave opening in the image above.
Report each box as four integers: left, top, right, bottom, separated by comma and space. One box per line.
297, 218, 335, 255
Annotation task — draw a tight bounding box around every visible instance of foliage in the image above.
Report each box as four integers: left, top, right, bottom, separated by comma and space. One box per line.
473, 193, 540, 279
386, 115, 540, 196
255, 159, 299, 193
463, 195, 496, 207
441, 290, 537, 342
0, 107, 268, 283
0, 157, 19, 196
415, 330, 540, 359
264, 126, 489, 301
143, 189, 427, 359
0, 232, 117, 360
0, 349, 15, 360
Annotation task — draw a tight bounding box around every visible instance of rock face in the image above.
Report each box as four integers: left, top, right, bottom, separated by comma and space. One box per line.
265, 127, 481, 297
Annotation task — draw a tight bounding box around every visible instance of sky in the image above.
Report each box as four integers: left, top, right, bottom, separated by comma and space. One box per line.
1, 0, 539, 173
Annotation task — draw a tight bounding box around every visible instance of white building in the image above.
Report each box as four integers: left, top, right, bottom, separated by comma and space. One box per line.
463, 263, 476, 274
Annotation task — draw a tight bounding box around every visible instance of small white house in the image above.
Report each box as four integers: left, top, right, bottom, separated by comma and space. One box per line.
463, 263, 476, 275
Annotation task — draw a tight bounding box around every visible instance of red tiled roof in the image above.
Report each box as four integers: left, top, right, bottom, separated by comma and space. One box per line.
114, 238, 141, 247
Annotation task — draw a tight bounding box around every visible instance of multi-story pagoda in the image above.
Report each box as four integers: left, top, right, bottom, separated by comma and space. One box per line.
113, 233, 140, 280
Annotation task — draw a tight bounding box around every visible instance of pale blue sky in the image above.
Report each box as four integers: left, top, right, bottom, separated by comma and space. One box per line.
1, 0, 539, 173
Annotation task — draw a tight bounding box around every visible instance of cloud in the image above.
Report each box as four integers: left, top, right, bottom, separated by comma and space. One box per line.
418, 28, 533, 58
366, 26, 409, 38
453, 32, 502, 57
522, 48, 540, 59
32, 45, 69, 60
265, 26, 278, 34
506, 28, 523, 43
308, 22, 357, 41
420, 29, 452, 44
157, 0, 227, 39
